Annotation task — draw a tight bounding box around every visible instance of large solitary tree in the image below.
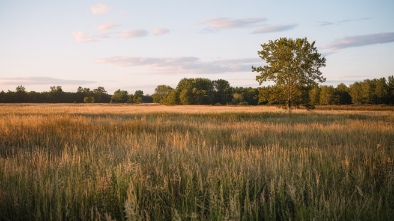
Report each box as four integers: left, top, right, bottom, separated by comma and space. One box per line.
252, 37, 326, 113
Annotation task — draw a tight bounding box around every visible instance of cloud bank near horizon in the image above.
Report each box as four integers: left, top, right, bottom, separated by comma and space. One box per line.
97, 56, 261, 74
0, 77, 95, 86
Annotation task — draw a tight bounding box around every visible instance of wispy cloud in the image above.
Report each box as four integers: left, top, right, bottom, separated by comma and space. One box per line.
73, 26, 150, 43
96, 22, 119, 32
153, 28, 170, 35
199, 17, 267, 31
120, 29, 149, 38
97, 56, 261, 74
72, 32, 97, 42
72, 31, 113, 42
324, 32, 394, 50
318, 17, 371, 26
252, 24, 298, 34
91, 3, 111, 15
0, 77, 95, 86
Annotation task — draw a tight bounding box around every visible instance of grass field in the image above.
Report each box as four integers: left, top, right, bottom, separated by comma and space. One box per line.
0, 104, 393, 220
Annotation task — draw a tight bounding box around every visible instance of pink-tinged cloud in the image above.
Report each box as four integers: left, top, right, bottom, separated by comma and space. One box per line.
324, 32, 394, 50
200, 17, 267, 31
120, 29, 148, 38
252, 24, 298, 34
72, 32, 96, 42
91, 3, 111, 15
153, 28, 170, 35
96, 22, 119, 32
72, 31, 111, 43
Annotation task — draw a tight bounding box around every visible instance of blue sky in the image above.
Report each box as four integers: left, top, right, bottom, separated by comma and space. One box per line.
1, 0, 393, 94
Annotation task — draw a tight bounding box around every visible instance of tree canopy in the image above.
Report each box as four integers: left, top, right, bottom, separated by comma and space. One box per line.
252, 37, 326, 112
111, 89, 129, 103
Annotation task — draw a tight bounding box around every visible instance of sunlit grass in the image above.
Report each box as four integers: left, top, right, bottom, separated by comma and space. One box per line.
0, 104, 393, 220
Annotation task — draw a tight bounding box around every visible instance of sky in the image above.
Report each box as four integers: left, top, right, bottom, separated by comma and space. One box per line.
1, 0, 394, 95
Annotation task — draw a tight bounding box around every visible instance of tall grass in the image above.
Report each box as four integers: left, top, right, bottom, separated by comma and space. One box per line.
0, 104, 393, 220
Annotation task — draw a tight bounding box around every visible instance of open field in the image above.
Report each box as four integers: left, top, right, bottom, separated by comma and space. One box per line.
0, 104, 393, 220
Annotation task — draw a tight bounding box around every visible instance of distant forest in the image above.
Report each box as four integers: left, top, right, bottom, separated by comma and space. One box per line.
1, 76, 393, 105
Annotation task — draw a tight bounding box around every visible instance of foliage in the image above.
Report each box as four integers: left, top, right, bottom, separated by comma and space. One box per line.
15, 85, 27, 102
49, 85, 64, 103
319, 85, 335, 105
176, 78, 215, 105
179, 88, 194, 105
349, 77, 393, 104
252, 37, 326, 112
84, 96, 95, 103
231, 87, 259, 105
93, 86, 109, 103
213, 79, 232, 105
165, 89, 180, 105
111, 89, 129, 103
308, 85, 320, 105
133, 90, 144, 104
152, 85, 174, 104
332, 83, 352, 105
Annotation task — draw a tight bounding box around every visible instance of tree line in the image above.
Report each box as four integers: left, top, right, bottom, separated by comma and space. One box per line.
1, 75, 392, 105
0, 86, 152, 104
152, 76, 394, 106
151, 78, 259, 105
259, 76, 394, 106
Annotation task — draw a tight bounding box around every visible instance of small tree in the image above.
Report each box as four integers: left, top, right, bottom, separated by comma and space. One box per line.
309, 85, 321, 105
111, 89, 129, 103
93, 86, 108, 103
165, 90, 180, 105
252, 37, 326, 113
49, 86, 64, 103
176, 78, 214, 105
213, 79, 232, 105
320, 85, 334, 105
133, 90, 144, 104
152, 85, 173, 104
333, 83, 352, 105
15, 85, 27, 102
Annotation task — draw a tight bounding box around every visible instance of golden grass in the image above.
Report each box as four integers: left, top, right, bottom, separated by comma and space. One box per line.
0, 104, 393, 220
0, 103, 284, 115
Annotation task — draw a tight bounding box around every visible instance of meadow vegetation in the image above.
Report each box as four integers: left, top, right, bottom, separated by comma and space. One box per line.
0, 104, 393, 220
